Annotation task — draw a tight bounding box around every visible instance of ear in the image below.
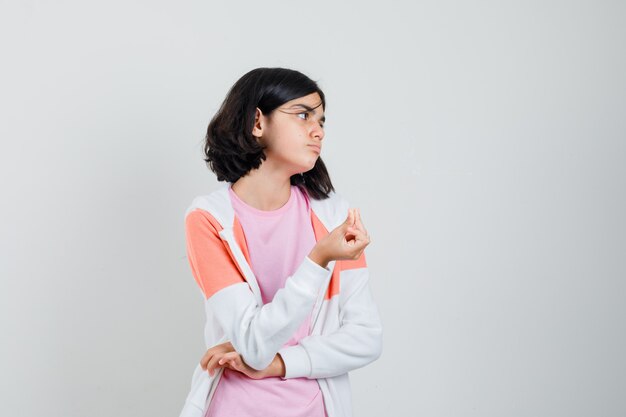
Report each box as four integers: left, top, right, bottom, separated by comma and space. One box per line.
252, 107, 265, 139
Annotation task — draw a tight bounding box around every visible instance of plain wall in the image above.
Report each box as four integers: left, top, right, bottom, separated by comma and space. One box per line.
1, 0, 625, 416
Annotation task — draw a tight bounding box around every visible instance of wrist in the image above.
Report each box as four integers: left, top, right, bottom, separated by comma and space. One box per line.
309, 248, 329, 269
271, 353, 286, 378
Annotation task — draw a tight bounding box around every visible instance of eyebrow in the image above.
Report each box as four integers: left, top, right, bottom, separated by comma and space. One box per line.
289, 104, 326, 123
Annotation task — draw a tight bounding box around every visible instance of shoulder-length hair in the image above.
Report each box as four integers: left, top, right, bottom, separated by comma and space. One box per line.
204, 67, 335, 200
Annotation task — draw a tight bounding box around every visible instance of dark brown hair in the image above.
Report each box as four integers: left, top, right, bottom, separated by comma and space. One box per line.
204, 67, 334, 200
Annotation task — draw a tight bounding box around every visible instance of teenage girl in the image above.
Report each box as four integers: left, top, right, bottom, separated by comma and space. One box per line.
182, 67, 380, 417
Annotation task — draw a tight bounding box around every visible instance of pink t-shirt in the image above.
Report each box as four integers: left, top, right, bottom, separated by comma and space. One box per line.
205, 183, 327, 417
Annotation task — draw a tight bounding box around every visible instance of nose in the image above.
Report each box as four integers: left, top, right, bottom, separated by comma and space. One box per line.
311, 122, 324, 141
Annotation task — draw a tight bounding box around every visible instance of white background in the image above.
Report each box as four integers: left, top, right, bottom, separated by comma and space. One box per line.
1, 1, 625, 416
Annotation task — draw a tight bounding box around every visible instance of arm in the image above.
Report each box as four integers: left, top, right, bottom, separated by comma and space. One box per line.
186, 208, 332, 370
276, 253, 383, 379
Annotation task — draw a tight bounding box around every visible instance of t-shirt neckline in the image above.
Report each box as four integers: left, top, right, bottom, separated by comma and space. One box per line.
228, 183, 297, 217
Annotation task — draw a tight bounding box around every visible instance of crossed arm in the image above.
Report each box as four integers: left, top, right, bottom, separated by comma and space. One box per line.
201, 265, 383, 380
186, 206, 382, 380
201, 340, 285, 379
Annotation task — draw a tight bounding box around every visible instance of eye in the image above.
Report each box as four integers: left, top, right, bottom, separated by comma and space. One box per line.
297, 111, 324, 128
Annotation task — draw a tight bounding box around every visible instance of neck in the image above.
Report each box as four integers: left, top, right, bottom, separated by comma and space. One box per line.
230, 166, 295, 211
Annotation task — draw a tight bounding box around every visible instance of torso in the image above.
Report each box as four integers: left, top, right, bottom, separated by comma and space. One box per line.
204, 184, 327, 417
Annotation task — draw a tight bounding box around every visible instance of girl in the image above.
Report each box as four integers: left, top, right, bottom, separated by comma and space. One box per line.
180, 67, 382, 417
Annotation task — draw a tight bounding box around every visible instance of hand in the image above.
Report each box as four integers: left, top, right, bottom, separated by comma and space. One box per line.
200, 341, 236, 377
216, 351, 284, 379
351, 208, 370, 243
309, 208, 371, 267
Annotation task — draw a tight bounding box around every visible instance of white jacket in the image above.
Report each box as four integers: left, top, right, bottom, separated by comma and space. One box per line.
179, 182, 383, 417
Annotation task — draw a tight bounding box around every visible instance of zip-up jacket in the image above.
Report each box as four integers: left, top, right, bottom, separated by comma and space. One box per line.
179, 182, 383, 417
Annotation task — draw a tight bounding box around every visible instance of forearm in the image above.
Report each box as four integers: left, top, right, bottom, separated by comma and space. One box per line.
187, 208, 333, 370
209, 256, 330, 370
278, 323, 382, 379
278, 267, 383, 379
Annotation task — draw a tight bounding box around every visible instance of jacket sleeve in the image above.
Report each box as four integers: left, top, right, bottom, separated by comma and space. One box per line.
185, 208, 333, 371
277, 252, 383, 379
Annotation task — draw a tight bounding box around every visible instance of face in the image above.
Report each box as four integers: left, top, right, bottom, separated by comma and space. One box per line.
252, 92, 325, 175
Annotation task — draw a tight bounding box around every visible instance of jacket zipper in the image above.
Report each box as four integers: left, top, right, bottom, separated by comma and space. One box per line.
309, 262, 335, 333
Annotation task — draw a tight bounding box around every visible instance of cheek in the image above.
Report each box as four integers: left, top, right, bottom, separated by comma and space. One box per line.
267, 126, 306, 155
280, 132, 305, 151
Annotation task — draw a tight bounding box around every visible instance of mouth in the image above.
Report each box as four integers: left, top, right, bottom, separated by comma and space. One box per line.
308, 145, 321, 153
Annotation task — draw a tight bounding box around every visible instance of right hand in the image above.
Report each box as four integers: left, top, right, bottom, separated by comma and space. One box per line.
215, 351, 285, 379
309, 208, 371, 267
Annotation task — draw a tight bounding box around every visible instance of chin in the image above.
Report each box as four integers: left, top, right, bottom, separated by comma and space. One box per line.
298, 160, 317, 172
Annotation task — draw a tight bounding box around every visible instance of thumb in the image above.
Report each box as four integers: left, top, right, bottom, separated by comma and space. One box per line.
228, 356, 244, 372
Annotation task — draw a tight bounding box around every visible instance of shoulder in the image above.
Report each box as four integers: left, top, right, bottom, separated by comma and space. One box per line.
185, 207, 221, 235
184, 183, 233, 229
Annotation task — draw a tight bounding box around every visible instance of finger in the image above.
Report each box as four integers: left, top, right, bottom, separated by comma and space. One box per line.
225, 356, 243, 372
354, 209, 367, 235
344, 208, 356, 227
345, 227, 358, 245
207, 354, 223, 377
200, 343, 222, 370
200, 351, 213, 370
218, 351, 239, 365
229, 358, 243, 372
344, 232, 362, 250
218, 352, 242, 372
349, 227, 370, 248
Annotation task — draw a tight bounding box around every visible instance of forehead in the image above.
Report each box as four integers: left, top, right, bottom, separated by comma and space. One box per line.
281, 92, 324, 113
